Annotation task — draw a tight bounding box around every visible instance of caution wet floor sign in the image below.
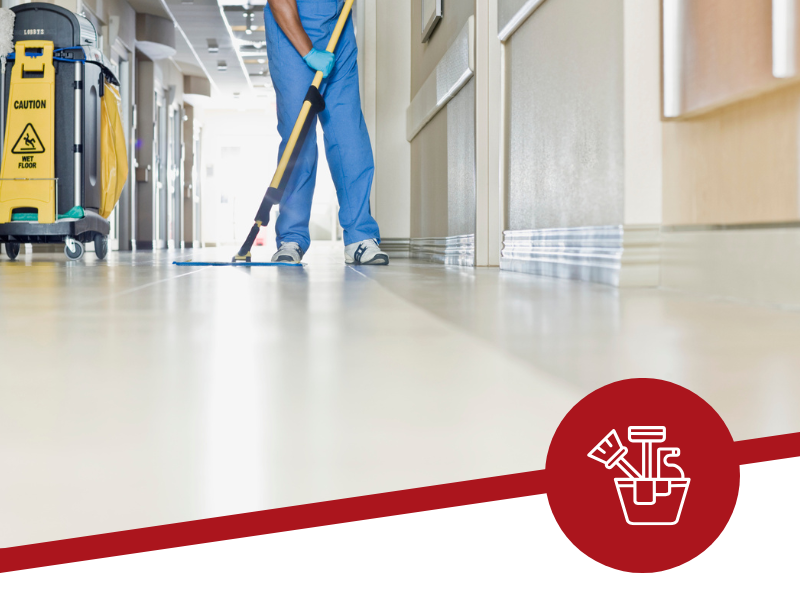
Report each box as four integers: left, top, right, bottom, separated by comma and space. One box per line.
0, 41, 56, 224
12, 123, 46, 155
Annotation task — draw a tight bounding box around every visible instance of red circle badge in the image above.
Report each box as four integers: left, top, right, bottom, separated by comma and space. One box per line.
546, 379, 739, 573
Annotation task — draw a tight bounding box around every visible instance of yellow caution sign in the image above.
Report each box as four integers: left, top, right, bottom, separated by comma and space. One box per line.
0, 41, 56, 224
12, 123, 46, 155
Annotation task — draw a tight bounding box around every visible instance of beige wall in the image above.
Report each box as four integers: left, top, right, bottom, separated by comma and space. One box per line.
506, 0, 624, 231
662, 0, 800, 226
663, 82, 800, 225
410, 0, 475, 240
410, 107, 448, 238
411, 0, 475, 97
81, 0, 137, 52
33, 0, 136, 51
664, 0, 776, 118
374, 0, 411, 239
623, 0, 662, 225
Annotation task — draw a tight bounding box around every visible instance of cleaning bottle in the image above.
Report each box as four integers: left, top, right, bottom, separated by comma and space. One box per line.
657, 448, 685, 479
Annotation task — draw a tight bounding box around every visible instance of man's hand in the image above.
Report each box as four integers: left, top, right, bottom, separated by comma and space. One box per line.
303, 48, 335, 78
269, 0, 335, 77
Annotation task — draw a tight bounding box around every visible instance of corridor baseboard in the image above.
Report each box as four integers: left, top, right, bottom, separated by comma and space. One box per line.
411, 235, 475, 266
661, 223, 800, 309
500, 225, 660, 287
380, 238, 411, 258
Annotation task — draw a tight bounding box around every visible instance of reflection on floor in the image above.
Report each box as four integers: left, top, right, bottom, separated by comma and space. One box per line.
0, 242, 798, 547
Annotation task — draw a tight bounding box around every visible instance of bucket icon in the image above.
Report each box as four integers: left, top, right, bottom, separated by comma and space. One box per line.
615, 478, 690, 525
589, 427, 690, 526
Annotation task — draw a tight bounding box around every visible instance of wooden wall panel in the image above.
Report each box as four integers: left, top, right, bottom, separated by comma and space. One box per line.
663, 83, 800, 225
665, 0, 777, 118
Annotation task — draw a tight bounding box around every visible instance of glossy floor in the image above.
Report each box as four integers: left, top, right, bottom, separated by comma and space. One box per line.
0, 243, 798, 547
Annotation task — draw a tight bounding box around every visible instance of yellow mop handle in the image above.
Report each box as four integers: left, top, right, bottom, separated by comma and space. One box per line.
269, 0, 354, 190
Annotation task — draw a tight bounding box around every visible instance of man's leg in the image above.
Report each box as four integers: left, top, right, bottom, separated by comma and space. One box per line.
264, 5, 319, 254
317, 13, 381, 247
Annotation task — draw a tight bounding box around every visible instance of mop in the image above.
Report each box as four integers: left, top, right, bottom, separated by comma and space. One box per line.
173, 0, 355, 267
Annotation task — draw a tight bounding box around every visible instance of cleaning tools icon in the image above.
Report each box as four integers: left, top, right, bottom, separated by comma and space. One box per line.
587, 429, 642, 479
588, 426, 690, 525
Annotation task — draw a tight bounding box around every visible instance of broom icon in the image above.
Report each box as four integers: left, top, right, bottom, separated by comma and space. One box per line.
587, 429, 642, 478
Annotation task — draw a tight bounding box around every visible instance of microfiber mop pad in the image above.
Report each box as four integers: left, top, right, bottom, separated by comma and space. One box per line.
172, 260, 304, 267
0, 9, 15, 60
0, 8, 15, 148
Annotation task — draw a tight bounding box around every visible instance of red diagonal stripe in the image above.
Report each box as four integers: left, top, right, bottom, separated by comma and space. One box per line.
734, 431, 800, 465
0, 469, 547, 574
1, 431, 798, 575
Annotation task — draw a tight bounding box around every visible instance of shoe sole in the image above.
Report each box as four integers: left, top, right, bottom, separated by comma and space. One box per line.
345, 254, 389, 265
273, 255, 303, 263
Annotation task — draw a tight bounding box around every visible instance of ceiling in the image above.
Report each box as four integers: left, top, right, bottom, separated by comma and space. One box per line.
129, 0, 271, 106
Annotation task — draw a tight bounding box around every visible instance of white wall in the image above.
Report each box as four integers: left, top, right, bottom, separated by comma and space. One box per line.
198, 107, 339, 249
199, 108, 278, 247
374, 0, 411, 240
623, 0, 663, 225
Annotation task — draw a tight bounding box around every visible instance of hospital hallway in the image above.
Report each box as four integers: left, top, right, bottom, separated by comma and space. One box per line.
1, 243, 799, 548
1, 1, 800, 586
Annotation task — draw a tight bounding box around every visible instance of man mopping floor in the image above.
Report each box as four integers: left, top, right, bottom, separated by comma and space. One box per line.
265, 0, 388, 265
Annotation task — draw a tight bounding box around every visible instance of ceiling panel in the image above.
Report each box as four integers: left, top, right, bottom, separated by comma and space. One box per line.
129, 0, 274, 106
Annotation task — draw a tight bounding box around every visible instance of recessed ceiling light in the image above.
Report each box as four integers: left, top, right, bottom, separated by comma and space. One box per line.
217, 60, 227, 71
207, 39, 218, 53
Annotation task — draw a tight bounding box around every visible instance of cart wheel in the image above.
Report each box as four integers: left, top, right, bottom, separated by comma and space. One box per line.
94, 233, 108, 260
64, 238, 84, 261
4, 242, 21, 260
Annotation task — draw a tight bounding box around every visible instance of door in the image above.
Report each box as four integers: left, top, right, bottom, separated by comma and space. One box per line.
168, 105, 183, 248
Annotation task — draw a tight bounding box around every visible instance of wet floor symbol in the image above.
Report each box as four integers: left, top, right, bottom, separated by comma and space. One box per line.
11, 123, 45, 154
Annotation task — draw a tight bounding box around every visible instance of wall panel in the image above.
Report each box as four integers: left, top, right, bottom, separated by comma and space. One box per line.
411, 108, 449, 238
663, 82, 800, 225
448, 79, 476, 237
411, 0, 475, 97
506, 0, 624, 231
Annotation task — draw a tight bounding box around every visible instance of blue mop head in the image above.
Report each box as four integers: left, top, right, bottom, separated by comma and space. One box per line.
172, 261, 304, 267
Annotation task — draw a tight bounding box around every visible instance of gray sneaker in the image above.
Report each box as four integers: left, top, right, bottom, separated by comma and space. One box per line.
271, 242, 303, 263
345, 239, 389, 265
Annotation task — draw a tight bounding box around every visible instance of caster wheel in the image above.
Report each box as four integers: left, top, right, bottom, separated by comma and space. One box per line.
64, 238, 84, 261
4, 242, 20, 260
94, 233, 108, 260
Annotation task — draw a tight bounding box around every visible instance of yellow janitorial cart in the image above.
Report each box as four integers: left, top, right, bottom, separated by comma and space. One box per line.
0, 3, 127, 261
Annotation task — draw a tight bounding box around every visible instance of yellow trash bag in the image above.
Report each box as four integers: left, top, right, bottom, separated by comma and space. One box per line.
99, 82, 128, 219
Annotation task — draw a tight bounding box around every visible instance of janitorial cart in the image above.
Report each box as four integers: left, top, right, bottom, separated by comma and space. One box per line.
0, 3, 128, 261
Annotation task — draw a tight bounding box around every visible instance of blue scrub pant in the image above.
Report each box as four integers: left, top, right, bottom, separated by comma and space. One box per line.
264, 0, 380, 252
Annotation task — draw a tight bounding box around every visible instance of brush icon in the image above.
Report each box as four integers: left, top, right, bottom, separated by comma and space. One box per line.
587, 429, 641, 478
